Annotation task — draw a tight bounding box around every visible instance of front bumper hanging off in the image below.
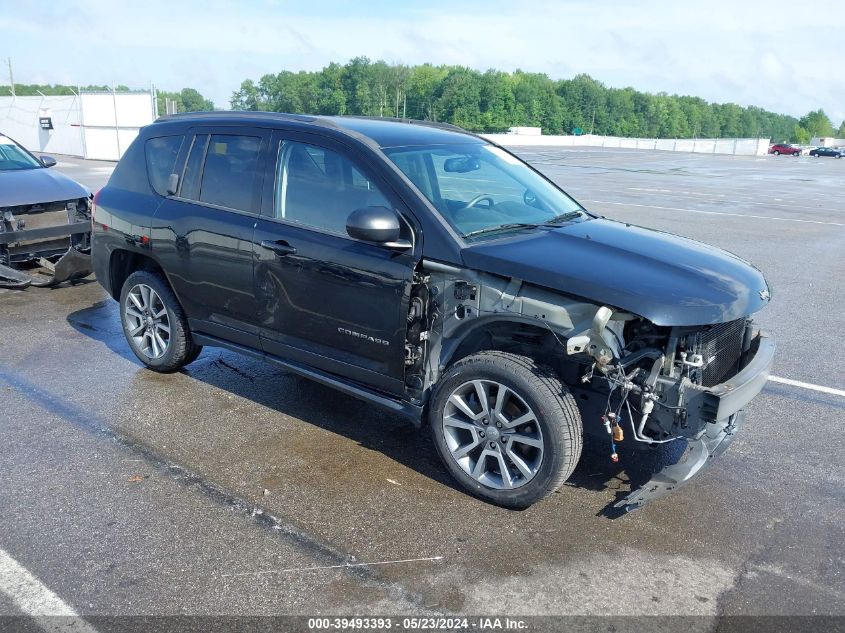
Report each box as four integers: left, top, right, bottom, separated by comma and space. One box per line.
615, 332, 776, 511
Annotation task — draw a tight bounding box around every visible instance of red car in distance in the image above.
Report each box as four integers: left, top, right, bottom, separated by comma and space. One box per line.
768, 143, 801, 156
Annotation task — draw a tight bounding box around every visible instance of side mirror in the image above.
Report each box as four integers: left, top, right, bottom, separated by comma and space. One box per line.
346, 206, 405, 245
40, 155, 57, 168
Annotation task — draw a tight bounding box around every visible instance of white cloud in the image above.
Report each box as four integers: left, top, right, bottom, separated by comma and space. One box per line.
2, 0, 843, 124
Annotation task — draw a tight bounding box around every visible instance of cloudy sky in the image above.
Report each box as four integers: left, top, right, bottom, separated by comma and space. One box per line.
3, 0, 844, 125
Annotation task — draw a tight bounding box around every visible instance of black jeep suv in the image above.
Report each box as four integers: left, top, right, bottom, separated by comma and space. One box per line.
92, 112, 774, 510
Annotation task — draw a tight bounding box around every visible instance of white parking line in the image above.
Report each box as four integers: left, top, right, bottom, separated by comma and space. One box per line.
583, 199, 845, 227
769, 376, 845, 398
0, 548, 98, 632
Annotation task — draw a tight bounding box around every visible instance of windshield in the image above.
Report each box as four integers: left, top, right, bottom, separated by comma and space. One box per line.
0, 137, 42, 171
384, 143, 584, 238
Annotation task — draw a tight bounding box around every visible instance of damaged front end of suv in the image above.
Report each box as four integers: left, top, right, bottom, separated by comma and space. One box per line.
567, 305, 774, 510
409, 218, 775, 511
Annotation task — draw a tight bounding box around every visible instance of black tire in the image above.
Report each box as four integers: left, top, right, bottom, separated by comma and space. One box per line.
773, 150, 780, 155
183, 344, 204, 365
119, 270, 200, 373
429, 351, 582, 508
793, 151, 800, 156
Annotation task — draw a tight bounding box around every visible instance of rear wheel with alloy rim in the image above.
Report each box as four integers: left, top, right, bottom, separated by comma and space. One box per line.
430, 351, 582, 507
124, 283, 170, 359
119, 270, 201, 372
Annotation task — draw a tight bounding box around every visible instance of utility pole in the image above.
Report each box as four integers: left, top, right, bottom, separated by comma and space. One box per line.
6, 57, 14, 96
403, 93, 406, 119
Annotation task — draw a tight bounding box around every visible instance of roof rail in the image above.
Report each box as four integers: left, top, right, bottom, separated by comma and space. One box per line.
153, 110, 342, 130
338, 115, 469, 134
150, 111, 480, 144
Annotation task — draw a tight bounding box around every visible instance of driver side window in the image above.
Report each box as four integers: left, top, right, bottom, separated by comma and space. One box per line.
274, 140, 390, 236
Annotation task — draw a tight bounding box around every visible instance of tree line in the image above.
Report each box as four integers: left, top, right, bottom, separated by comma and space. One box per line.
3, 84, 214, 115
231, 57, 845, 142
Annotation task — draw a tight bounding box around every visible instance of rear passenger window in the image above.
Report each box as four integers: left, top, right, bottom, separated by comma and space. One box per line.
198, 134, 261, 212
275, 140, 390, 236
145, 135, 183, 196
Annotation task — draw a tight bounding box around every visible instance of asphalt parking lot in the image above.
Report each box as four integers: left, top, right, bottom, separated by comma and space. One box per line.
1, 148, 843, 628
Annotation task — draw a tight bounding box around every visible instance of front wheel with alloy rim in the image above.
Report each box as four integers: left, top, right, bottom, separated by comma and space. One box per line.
430, 351, 582, 508
119, 270, 201, 372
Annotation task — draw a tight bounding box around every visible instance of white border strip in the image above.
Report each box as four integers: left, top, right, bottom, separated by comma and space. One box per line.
769, 376, 845, 398
0, 548, 98, 632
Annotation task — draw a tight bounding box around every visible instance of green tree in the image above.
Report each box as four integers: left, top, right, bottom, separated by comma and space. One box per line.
434, 67, 483, 130
798, 110, 834, 138
178, 88, 213, 112
157, 87, 214, 113
228, 57, 816, 140
7, 83, 139, 96
231, 79, 261, 110
406, 64, 448, 120
791, 125, 810, 144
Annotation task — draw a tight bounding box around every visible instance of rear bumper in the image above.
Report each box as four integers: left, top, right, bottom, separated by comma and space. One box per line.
615, 331, 775, 511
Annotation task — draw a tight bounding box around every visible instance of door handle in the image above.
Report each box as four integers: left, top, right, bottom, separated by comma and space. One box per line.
260, 240, 297, 257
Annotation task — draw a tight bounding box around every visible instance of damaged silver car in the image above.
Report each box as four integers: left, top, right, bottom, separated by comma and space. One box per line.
0, 133, 93, 289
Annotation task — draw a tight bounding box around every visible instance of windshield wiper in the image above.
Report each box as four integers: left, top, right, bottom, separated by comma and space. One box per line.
543, 211, 582, 225
462, 211, 583, 239
462, 223, 542, 239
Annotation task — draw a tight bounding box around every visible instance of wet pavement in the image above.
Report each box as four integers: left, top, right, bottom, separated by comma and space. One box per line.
0, 150, 843, 625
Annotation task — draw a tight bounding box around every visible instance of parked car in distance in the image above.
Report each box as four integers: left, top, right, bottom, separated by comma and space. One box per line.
91, 112, 775, 511
808, 146, 844, 158
768, 143, 801, 156
0, 133, 93, 289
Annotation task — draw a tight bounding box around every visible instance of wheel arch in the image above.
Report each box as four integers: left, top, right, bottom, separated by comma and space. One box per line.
438, 315, 572, 375
108, 249, 168, 300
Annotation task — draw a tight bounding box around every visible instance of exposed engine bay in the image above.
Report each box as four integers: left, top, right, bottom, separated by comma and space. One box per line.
0, 197, 93, 289
406, 260, 774, 510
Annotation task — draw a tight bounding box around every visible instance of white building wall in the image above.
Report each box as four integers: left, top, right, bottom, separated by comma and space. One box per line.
80, 92, 156, 160
811, 136, 845, 147
0, 91, 156, 160
482, 133, 771, 156
0, 95, 84, 156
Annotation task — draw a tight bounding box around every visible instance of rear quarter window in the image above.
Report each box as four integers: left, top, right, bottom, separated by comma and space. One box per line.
145, 135, 184, 196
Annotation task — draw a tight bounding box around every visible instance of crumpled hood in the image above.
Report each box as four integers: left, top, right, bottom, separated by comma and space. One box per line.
461, 218, 771, 326
0, 168, 89, 208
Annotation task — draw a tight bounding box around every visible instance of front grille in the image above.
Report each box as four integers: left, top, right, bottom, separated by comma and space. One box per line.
696, 318, 747, 387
